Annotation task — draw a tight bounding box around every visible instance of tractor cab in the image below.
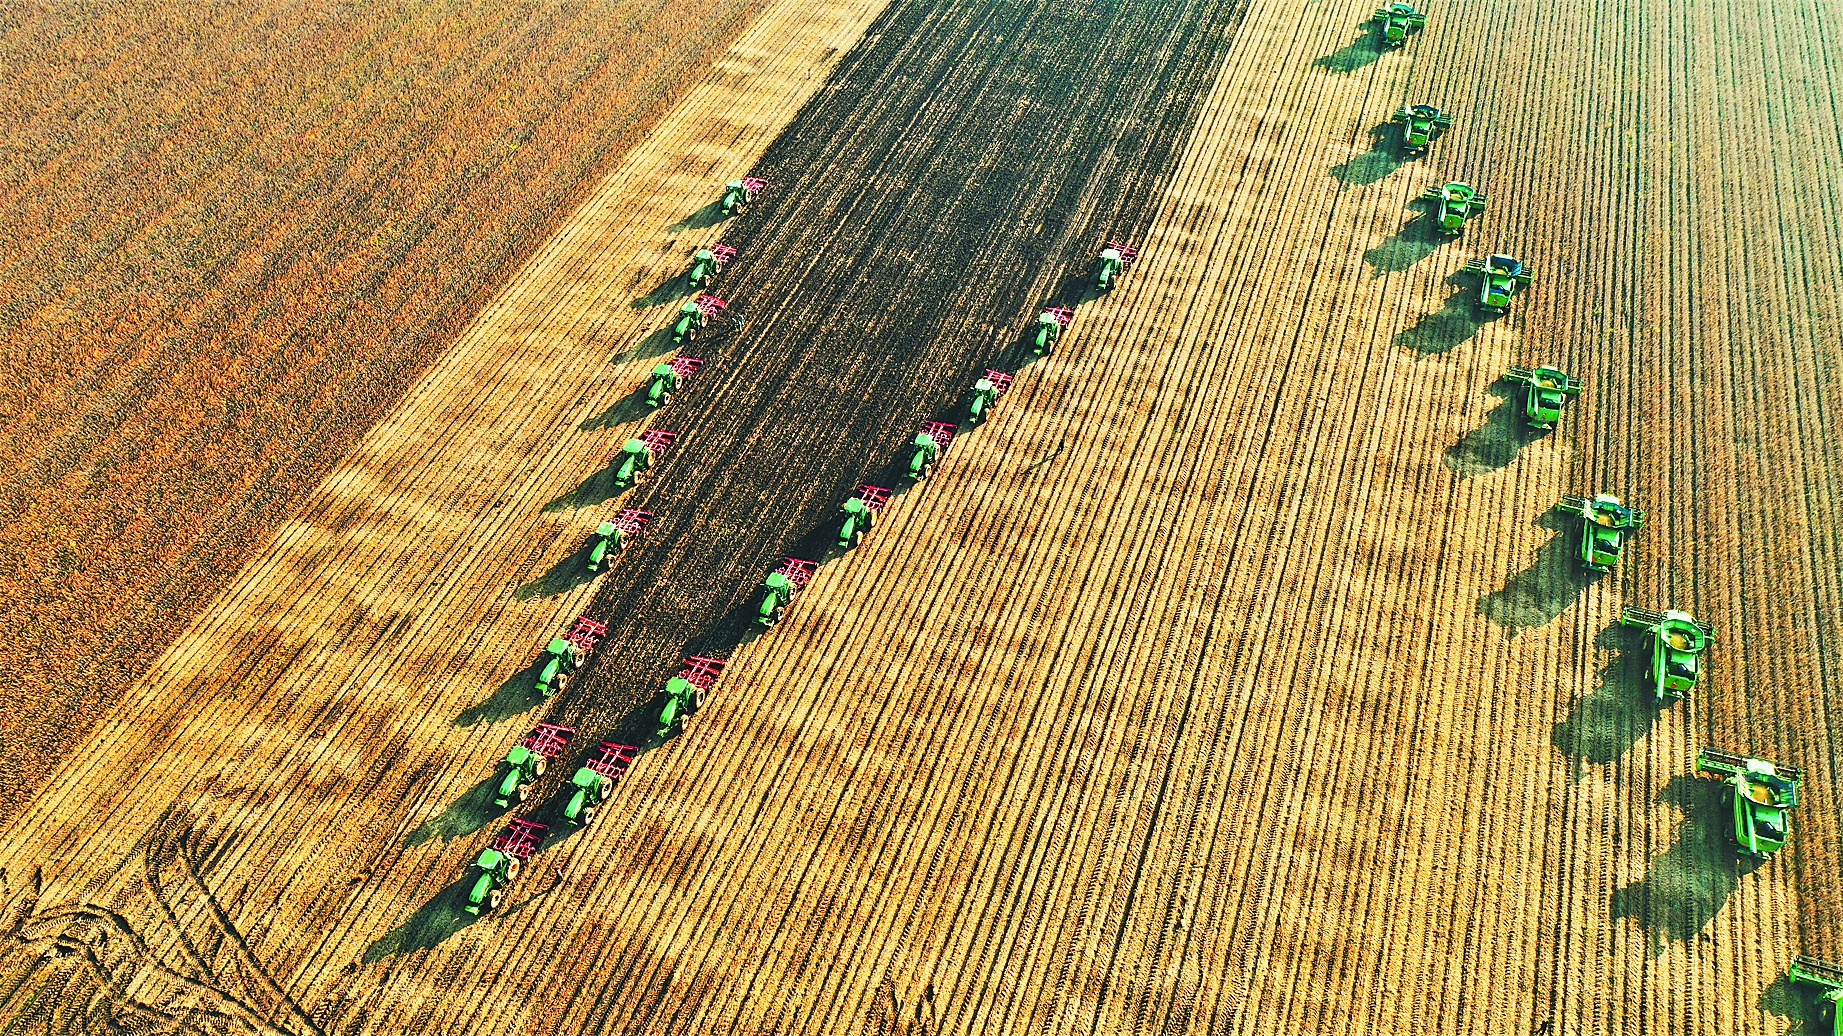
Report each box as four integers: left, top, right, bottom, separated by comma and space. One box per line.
838, 485, 889, 549
1034, 306, 1074, 355
646, 362, 678, 404
494, 744, 539, 807
613, 438, 651, 486
466, 847, 510, 915
910, 432, 939, 476
672, 300, 704, 343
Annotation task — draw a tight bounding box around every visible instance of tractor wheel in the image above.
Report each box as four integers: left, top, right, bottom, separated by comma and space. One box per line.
515, 783, 530, 803
598, 780, 612, 802
734, 200, 749, 214
488, 888, 503, 912
692, 685, 706, 711
506, 858, 522, 881
581, 806, 597, 825
553, 672, 568, 693
659, 391, 674, 408
848, 529, 862, 550
684, 326, 698, 343
534, 757, 547, 777
768, 605, 785, 627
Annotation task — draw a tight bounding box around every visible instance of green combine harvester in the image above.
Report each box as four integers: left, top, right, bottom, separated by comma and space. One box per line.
1503, 365, 1582, 430
1095, 241, 1139, 292
757, 557, 817, 627
1462, 253, 1534, 313
644, 356, 702, 409
611, 428, 677, 491
1370, 2, 1427, 46
561, 741, 636, 826
907, 420, 956, 481
1556, 494, 1644, 572
838, 484, 891, 549
1619, 607, 1712, 703
654, 656, 726, 739
968, 369, 1014, 426
1791, 956, 1843, 1036
463, 819, 543, 916
1421, 181, 1487, 234
720, 176, 766, 217
685, 244, 736, 290
1697, 747, 1804, 858
493, 723, 573, 807
1391, 104, 1452, 152
671, 293, 727, 345
534, 616, 607, 697
586, 509, 650, 573
1033, 306, 1073, 356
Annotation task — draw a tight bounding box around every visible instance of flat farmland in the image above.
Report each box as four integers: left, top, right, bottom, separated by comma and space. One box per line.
4, 0, 1843, 1034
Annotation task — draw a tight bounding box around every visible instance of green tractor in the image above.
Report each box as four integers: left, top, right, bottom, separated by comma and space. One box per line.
838, 484, 891, 549
1697, 747, 1804, 858
757, 557, 817, 627
720, 176, 766, 217
1462, 253, 1533, 313
493, 723, 573, 807
1791, 956, 1843, 1036
907, 420, 956, 481
561, 741, 636, 826
968, 369, 1014, 425
1619, 607, 1712, 703
586, 508, 650, 573
644, 356, 702, 409
671, 293, 727, 345
611, 428, 676, 490
1033, 306, 1073, 356
463, 819, 543, 916
1421, 181, 1487, 234
654, 656, 726, 739
1391, 104, 1452, 153
1503, 365, 1582, 430
1370, 2, 1427, 46
534, 616, 607, 697
686, 244, 736, 290
1096, 242, 1139, 292
1556, 494, 1644, 572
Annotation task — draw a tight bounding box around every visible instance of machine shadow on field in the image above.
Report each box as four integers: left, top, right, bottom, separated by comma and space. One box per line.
362, 880, 479, 961
1551, 623, 1655, 770
1314, 31, 1384, 74
1364, 212, 1444, 275
514, 546, 597, 602
1760, 972, 1821, 1035
614, 326, 682, 365
542, 465, 625, 514
1611, 773, 1762, 952
1331, 122, 1405, 187
667, 201, 727, 232
630, 274, 689, 311
1477, 508, 1598, 632
1443, 381, 1532, 476
402, 777, 501, 848
1395, 272, 1488, 356
579, 392, 653, 432
455, 667, 545, 727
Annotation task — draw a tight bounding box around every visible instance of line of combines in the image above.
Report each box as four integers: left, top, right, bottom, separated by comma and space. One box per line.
459, 174, 1147, 917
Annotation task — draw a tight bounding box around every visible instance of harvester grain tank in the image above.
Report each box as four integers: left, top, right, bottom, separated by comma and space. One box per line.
1095, 242, 1139, 292
562, 741, 637, 825
907, 421, 956, 481
968, 370, 1014, 425
611, 429, 677, 490
1697, 747, 1803, 857
1791, 956, 1843, 1036
1462, 253, 1533, 313
587, 508, 651, 573
1034, 306, 1073, 355
535, 616, 607, 697
686, 244, 736, 290
757, 557, 818, 627
1422, 181, 1487, 234
645, 356, 703, 409
1392, 104, 1452, 152
720, 177, 766, 216
1503, 365, 1581, 429
838, 484, 891, 549
655, 656, 726, 739
1556, 493, 1643, 572
493, 723, 574, 807
1619, 607, 1712, 703
463, 819, 543, 915
1370, 2, 1427, 45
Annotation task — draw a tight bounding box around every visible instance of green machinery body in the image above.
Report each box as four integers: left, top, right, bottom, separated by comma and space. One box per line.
587, 520, 620, 572
672, 300, 706, 344
1698, 747, 1803, 857
655, 674, 699, 738
1792, 956, 1843, 1036
1464, 253, 1533, 312
494, 745, 542, 808
464, 848, 513, 916
535, 637, 575, 696
562, 742, 635, 826
1503, 365, 1581, 429
646, 364, 680, 407
1620, 607, 1712, 703
839, 498, 876, 547
613, 439, 652, 489
1422, 181, 1487, 234
1557, 493, 1644, 571
1371, 2, 1427, 45
1392, 104, 1451, 152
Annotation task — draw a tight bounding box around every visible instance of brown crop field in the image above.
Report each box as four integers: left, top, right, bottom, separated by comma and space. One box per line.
4, 0, 1843, 1030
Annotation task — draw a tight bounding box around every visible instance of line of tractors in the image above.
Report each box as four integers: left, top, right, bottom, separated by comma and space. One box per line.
1374, 5, 1836, 1019
458, 175, 1141, 917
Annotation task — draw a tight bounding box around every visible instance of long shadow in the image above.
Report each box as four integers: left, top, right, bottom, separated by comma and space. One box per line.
1331, 122, 1404, 187
513, 545, 598, 602
402, 777, 502, 849
1611, 773, 1764, 953
1313, 30, 1384, 74
1552, 623, 1656, 770
1363, 211, 1444, 275
1443, 382, 1527, 476
666, 200, 726, 232
1761, 971, 1820, 1035
542, 464, 622, 515
1394, 270, 1489, 357
630, 273, 690, 311
361, 879, 477, 962
1477, 508, 1599, 633
579, 392, 653, 433
454, 667, 544, 728
614, 326, 682, 365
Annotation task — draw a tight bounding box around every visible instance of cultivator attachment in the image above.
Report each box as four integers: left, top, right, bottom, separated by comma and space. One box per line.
1556, 493, 1644, 572
671, 294, 728, 345
587, 509, 651, 573
1463, 253, 1533, 313
563, 741, 637, 826
907, 421, 956, 481
1421, 181, 1487, 234
656, 655, 727, 738
1792, 956, 1843, 1036
758, 557, 818, 627
1096, 243, 1139, 292
535, 616, 608, 697
838, 484, 891, 549
1620, 607, 1712, 703
1034, 306, 1074, 355
1391, 104, 1452, 152
1504, 365, 1582, 430
494, 723, 575, 807
645, 355, 703, 408
1370, 2, 1427, 46
968, 370, 1014, 425
686, 244, 737, 290
1698, 747, 1803, 858
612, 429, 677, 489
464, 818, 545, 915
721, 177, 766, 216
